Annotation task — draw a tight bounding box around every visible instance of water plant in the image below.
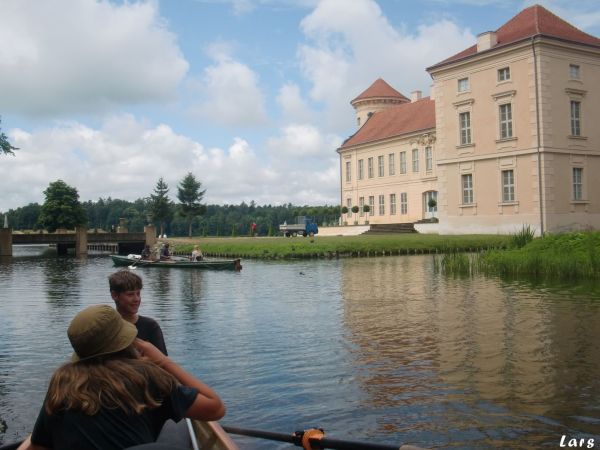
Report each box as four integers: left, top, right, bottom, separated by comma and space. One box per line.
510, 224, 536, 248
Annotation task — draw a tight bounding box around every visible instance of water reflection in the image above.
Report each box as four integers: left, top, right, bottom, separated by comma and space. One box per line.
42, 257, 82, 307
340, 255, 600, 446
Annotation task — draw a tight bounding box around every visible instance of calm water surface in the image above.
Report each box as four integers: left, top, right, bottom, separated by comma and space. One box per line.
1, 245, 600, 449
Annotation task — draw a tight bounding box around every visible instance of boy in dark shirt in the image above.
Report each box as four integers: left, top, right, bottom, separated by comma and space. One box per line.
109, 270, 168, 355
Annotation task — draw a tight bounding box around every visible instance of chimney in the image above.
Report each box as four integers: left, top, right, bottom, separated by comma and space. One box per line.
477, 31, 497, 52
411, 90, 422, 102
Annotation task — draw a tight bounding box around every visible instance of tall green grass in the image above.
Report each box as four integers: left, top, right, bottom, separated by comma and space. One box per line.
480, 231, 600, 280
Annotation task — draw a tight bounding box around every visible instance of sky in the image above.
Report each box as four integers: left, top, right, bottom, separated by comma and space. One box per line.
1, 0, 599, 211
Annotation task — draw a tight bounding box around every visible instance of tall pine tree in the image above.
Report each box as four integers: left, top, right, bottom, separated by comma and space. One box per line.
149, 177, 174, 236
176, 172, 206, 237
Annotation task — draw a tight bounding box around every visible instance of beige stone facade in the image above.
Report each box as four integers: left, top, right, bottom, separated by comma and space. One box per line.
338, 5, 600, 234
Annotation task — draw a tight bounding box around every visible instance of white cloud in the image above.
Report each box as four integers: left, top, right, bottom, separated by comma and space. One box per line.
190, 43, 268, 127
0, 0, 188, 117
297, 0, 475, 129
0, 116, 341, 211
277, 83, 313, 122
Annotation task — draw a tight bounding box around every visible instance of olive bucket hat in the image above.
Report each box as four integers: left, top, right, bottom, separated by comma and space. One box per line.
68, 305, 137, 362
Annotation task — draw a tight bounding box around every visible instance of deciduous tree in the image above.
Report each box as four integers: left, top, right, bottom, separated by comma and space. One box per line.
38, 180, 87, 232
0, 117, 18, 156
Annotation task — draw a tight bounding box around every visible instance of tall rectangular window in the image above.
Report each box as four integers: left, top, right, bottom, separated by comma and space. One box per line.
425, 147, 433, 171
358, 159, 364, 180
412, 149, 419, 173
458, 77, 469, 92
459, 112, 471, 145
399, 151, 407, 174
345, 161, 351, 182
499, 104, 513, 139
378, 195, 385, 215
573, 167, 583, 200
368, 196, 375, 215
400, 192, 408, 215
570, 101, 581, 136
368, 157, 374, 178
346, 198, 352, 218
502, 169, 514, 202
359, 197, 364, 216
378, 155, 384, 177
390, 194, 396, 215
462, 174, 474, 204
388, 153, 395, 176
498, 67, 510, 82
570, 64, 580, 79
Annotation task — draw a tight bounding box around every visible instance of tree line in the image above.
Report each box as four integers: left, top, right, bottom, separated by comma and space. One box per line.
1, 176, 341, 237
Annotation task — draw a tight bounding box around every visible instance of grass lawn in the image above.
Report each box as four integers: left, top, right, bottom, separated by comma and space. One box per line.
167, 233, 511, 259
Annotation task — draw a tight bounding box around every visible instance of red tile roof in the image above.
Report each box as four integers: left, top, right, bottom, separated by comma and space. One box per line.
340, 97, 435, 149
351, 78, 409, 104
429, 4, 600, 70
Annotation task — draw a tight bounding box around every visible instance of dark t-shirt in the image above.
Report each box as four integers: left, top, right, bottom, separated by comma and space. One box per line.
31, 384, 198, 450
136, 315, 168, 356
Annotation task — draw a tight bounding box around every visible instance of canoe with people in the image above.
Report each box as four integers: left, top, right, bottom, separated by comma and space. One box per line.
111, 254, 242, 271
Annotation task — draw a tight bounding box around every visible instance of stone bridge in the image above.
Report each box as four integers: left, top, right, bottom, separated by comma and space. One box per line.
0, 226, 157, 257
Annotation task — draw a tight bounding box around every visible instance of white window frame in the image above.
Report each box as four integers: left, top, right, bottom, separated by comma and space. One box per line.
346, 198, 352, 218
358, 159, 364, 180
400, 192, 407, 215
569, 64, 580, 80
459, 111, 471, 145
570, 100, 581, 136
412, 148, 419, 173
378, 195, 385, 215
390, 193, 396, 215
458, 77, 469, 92
345, 161, 351, 182
368, 157, 374, 178
399, 151, 407, 174
499, 103, 513, 139
425, 147, 433, 172
359, 197, 364, 216
368, 196, 375, 216
501, 169, 515, 202
462, 174, 474, 205
378, 155, 384, 177
388, 153, 395, 176
498, 67, 510, 82
573, 167, 583, 201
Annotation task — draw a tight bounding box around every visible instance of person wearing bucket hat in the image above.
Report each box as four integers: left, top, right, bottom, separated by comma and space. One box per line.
109, 270, 168, 355
18, 305, 225, 450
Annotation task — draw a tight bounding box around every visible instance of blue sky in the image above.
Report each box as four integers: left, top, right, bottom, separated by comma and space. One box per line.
1, 0, 599, 211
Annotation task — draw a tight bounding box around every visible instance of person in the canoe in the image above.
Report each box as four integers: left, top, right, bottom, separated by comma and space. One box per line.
17, 305, 225, 450
140, 244, 153, 260
160, 243, 173, 261
110, 270, 168, 355
190, 245, 204, 261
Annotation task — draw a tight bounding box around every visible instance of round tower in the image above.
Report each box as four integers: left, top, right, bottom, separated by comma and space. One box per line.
351, 78, 409, 128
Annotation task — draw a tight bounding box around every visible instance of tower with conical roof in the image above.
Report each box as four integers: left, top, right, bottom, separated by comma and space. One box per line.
351, 78, 409, 128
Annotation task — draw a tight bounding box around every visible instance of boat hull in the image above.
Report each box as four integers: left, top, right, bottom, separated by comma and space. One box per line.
111, 255, 242, 270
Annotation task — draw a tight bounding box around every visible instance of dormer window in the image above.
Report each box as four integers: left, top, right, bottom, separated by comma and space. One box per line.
498, 67, 510, 82
458, 78, 470, 92
569, 64, 580, 80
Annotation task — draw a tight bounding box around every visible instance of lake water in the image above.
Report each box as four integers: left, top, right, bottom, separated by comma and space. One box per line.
1, 245, 600, 449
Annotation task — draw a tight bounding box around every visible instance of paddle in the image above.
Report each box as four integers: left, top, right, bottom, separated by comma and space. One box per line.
222, 425, 423, 450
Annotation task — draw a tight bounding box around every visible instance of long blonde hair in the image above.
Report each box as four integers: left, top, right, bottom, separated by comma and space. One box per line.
45, 346, 178, 416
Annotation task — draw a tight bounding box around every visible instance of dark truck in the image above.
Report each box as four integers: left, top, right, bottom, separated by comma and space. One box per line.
279, 216, 318, 237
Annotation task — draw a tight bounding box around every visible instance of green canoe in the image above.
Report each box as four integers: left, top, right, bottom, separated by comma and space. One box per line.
112, 254, 242, 271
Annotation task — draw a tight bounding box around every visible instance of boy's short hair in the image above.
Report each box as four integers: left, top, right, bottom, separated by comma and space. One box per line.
109, 270, 143, 293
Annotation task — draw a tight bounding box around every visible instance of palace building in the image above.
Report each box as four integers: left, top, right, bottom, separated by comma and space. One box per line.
337, 4, 600, 234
